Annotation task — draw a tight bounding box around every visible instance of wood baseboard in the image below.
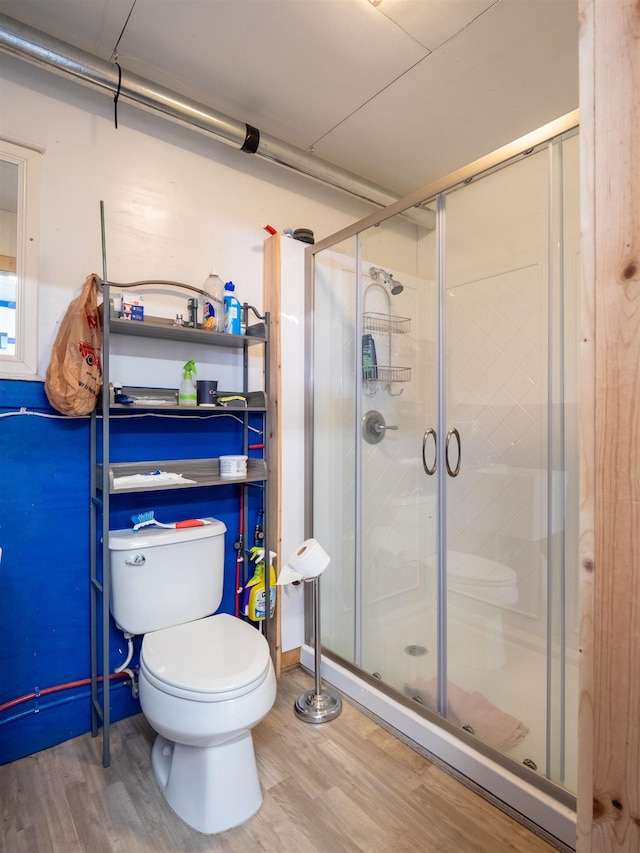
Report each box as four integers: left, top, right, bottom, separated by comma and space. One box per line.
279, 647, 301, 672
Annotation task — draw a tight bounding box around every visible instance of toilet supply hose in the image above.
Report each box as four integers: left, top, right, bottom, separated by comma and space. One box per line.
0, 672, 130, 716
234, 491, 244, 617
114, 632, 136, 686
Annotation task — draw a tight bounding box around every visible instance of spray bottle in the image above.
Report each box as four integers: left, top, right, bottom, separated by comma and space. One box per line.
178, 360, 197, 406
242, 547, 277, 621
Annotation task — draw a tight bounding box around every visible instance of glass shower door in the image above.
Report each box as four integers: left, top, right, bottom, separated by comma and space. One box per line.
441, 144, 571, 782
312, 122, 579, 799
357, 219, 439, 699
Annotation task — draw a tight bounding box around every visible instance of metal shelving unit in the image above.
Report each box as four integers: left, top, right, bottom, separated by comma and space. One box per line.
90, 205, 271, 767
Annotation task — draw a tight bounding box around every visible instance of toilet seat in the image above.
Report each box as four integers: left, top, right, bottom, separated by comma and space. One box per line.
141, 613, 271, 702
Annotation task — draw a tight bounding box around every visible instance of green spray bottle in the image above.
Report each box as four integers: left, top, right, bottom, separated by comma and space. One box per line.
179, 360, 197, 406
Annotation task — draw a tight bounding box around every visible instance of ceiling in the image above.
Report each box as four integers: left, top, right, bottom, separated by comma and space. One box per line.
0, 0, 579, 201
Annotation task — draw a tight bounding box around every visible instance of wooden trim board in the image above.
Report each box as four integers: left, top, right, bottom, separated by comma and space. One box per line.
263, 233, 282, 676
577, 1, 640, 849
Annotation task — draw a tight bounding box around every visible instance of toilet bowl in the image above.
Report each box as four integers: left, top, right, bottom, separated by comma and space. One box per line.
108, 521, 277, 834
139, 613, 276, 834
427, 551, 518, 670
446, 551, 518, 607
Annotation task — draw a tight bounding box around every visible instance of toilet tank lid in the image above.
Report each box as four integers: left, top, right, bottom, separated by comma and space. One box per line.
108, 518, 226, 550
141, 613, 271, 694
446, 551, 517, 587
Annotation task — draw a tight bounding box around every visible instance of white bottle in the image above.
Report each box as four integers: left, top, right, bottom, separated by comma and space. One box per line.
202, 272, 225, 331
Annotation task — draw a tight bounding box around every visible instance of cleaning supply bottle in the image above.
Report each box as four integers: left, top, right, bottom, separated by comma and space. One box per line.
243, 548, 277, 621
223, 281, 242, 335
178, 359, 197, 406
202, 272, 225, 331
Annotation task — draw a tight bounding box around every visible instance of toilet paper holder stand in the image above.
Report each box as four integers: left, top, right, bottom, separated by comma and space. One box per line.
277, 539, 342, 724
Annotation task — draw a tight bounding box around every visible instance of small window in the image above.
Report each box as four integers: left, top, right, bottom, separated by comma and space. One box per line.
0, 139, 41, 379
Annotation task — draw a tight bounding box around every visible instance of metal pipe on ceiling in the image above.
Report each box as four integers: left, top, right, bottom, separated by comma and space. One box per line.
0, 13, 435, 230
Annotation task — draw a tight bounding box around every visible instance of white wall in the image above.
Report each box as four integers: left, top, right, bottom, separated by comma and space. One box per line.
0, 55, 373, 379
0, 53, 374, 650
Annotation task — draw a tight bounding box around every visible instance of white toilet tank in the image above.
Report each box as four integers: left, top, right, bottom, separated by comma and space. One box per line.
108, 519, 226, 635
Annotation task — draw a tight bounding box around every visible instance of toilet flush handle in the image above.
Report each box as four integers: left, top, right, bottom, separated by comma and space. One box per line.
125, 554, 146, 566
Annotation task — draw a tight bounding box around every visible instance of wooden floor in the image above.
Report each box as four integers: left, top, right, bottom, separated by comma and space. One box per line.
0, 667, 561, 853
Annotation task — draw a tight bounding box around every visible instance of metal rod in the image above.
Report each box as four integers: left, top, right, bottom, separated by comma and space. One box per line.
99, 279, 212, 298
99, 200, 111, 768
0, 12, 435, 226
313, 577, 322, 698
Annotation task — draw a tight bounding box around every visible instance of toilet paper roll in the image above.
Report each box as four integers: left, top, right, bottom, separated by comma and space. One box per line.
277, 538, 332, 585
289, 538, 330, 579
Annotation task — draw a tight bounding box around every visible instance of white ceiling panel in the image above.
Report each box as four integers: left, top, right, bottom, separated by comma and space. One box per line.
377, 0, 499, 51
115, 0, 429, 150
314, 0, 579, 193
0, 0, 579, 199
0, 0, 131, 58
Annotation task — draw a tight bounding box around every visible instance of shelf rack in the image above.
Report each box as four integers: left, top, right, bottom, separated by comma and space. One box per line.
90, 203, 271, 767
363, 311, 411, 336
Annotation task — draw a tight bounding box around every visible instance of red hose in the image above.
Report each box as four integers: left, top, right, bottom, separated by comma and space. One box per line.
0, 672, 130, 714
235, 489, 244, 618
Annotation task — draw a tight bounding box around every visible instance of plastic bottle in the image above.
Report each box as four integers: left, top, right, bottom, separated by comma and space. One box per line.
186, 297, 198, 328
243, 548, 277, 621
362, 333, 378, 380
178, 359, 197, 406
223, 281, 242, 335
202, 272, 225, 331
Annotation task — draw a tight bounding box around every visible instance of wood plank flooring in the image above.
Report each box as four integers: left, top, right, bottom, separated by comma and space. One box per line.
0, 667, 561, 852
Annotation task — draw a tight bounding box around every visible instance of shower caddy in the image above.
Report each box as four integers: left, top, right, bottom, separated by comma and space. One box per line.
362, 310, 411, 391
89, 203, 272, 768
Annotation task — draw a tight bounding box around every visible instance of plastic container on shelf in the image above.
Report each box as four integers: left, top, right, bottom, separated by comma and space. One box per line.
219, 454, 248, 477
223, 281, 242, 335
202, 272, 225, 330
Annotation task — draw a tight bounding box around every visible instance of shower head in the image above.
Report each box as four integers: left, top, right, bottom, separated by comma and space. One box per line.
369, 266, 404, 295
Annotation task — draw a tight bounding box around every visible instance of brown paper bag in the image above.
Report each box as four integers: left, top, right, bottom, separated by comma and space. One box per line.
44, 274, 103, 416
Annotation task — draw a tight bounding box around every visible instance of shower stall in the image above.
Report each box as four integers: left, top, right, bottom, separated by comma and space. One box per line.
304, 113, 579, 847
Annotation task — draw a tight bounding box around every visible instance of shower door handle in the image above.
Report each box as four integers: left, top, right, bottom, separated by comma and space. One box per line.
422, 428, 437, 475
445, 428, 461, 477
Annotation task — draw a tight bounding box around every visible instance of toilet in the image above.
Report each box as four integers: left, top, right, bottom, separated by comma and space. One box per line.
445, 550, 519, 608
108, 520, 276, 834
427, 550, 519, 670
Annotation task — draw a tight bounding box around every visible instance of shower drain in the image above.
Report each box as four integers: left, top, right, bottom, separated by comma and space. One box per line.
404, 644, 428, 657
